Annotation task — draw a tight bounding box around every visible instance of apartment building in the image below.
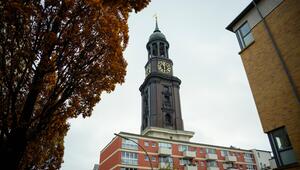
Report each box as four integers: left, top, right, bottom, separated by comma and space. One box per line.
99, 132, 271, 170
226, 0, 300, 169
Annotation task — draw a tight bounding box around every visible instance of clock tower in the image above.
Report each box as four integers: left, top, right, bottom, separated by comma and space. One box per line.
140, 20, 185, 135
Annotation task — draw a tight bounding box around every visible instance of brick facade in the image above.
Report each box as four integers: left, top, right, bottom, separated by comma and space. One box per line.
99, 132, 269, 170
227, 0, 300, 169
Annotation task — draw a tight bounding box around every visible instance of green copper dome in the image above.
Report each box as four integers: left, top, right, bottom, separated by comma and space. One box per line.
149, 31, 166, 42
148, 18, 167, 42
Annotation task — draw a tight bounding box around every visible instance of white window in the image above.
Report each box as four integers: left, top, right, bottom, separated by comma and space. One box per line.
246, 164, 255, 170
179, 145, 188, 152
159, 142, 172, 149
121, 152, 138, 165
122, 138, 138, 150
236, 22, 254, 49
180, 158, 191, 165
207, 160, 217, 167
221, 150, 228, 156
152, 156, 156, 162
144, 141, 149, 147
159, 156, 173, 163
145, 155, 149, 161
152, 142, 156, 147
244, 153, 254, 163
206, 148, 216, 154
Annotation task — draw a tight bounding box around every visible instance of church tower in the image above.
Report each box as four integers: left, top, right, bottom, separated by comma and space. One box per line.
140, 19, 185, 134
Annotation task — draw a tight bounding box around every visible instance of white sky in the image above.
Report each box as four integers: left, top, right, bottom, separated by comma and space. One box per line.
61, 1, 272, 169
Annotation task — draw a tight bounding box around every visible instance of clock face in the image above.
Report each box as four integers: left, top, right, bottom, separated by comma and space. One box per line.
157, 61, 171, 74
145, 64, 151, 76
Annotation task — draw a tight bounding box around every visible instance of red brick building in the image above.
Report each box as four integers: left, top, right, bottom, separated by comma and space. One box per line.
99, 131, 270, 170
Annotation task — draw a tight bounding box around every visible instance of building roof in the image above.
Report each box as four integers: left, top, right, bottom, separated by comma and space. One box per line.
226, 0, 260, 32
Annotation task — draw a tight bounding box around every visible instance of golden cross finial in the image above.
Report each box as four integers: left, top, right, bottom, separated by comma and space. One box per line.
153, 13, 159, 31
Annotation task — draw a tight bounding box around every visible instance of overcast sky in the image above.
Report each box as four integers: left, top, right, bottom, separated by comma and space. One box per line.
61, 1, 272, 169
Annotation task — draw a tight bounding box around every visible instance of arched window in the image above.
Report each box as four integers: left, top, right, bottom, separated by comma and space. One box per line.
152, 43, 158, 56
165, 114, 172, 126
159, 42, 165, 57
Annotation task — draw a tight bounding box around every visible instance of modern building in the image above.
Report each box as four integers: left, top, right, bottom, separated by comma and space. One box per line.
100, 131, 273, 170
252, 150, 272, 170
99, 20, 272, 170
226, 0, 300, 169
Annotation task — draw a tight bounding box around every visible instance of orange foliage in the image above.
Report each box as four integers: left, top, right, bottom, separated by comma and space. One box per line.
0, 0, 150, 169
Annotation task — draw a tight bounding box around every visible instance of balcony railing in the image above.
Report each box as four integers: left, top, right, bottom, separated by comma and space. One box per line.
206, 153, 218, 160
184, 164, 197, 170
183, 151, 196, 158
159, 162, 173, 169
225, 155, 237, 162
158, 148, 172, 155
207, 167, 220, 170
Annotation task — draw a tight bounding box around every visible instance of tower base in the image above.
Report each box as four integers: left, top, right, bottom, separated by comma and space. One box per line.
141, 127, 194, 142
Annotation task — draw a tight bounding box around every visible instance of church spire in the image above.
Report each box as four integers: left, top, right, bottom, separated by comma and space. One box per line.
154, 14, 160, 32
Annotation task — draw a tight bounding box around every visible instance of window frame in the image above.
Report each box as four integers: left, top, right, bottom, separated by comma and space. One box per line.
268, 127, 298, 167
121, 151, 138, 165
235, 21, 254, 49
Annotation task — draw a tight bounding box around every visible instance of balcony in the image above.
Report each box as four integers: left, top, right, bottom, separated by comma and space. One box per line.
206, 153, 218, 160
184, 165, 197, 170
223, 163, 238, 170
225, 156, 237, 162
158, 148, 172, 155
159, 162, 173, 169
183, 151, 196, 158
207, 167, 220, 170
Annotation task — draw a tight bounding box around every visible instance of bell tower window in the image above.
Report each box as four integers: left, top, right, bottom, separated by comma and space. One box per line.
159, 42, 165, 57
165, 113, 172, 126
152, 43, 158, 56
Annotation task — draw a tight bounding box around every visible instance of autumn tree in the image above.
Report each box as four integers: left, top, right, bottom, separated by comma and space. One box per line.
0, 0, 150, 169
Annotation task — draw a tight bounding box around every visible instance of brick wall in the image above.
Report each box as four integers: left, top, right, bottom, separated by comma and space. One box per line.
239, 0, 300, 168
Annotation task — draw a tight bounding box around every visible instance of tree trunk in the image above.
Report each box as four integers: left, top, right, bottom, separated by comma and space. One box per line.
0, 128, 27, 170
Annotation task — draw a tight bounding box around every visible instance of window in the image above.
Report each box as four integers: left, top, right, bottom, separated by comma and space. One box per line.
121, 152, 138, 165
268, 127, 297, 167
159, 142, 172, 149
152, 156, 156, 162
207, 160, 217, 167
199, 148, 205, 153
246, 164, 255, 170
206, 148, 216, 154
159, 42, 165, 57
180, 158, 191, 165
236, 22, 254, 49
244, 153, 254, 163
152, 43, 158, 56
221, 150, 228, 156
200, 161, 205, 166
159, 156, 173, 163
122, 138, 138, 150
152, 143, 156, 147
179, 145, 188, 152
144, 141, 149, 147
145, 155, 149, 161
120, 168, 137, 170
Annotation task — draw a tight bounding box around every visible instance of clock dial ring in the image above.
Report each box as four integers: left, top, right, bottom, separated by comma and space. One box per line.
158, 60, 171, 74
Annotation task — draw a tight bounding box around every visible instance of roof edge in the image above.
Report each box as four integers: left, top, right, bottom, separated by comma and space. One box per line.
226, 0, 261, 32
